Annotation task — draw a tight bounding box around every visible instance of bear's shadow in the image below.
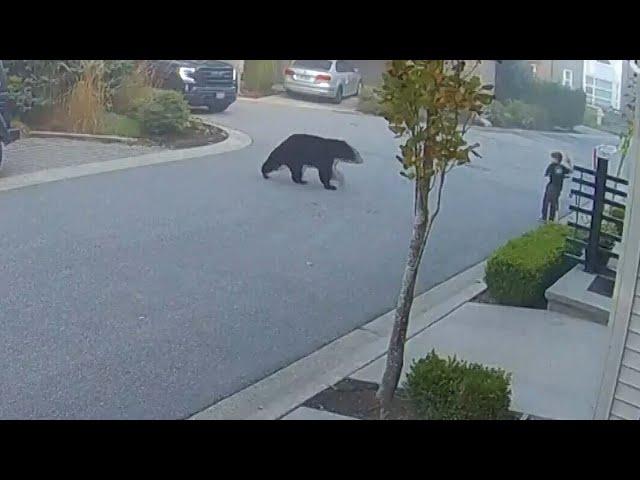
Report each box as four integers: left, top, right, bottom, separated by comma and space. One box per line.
259, 169, 345, 192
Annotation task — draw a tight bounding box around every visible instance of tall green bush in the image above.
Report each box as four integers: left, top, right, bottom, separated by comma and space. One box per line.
404, 350, 512, 420
243, 60, 276, 94
4, 60, 136, 122
487, 99, 551, 130
485, 223, 577, 307
495, 60, 535, 102
524, 81, 586, 129
494, 61, 586, 130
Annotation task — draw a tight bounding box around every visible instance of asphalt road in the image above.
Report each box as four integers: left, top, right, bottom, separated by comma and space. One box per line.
0, 100, 618, 418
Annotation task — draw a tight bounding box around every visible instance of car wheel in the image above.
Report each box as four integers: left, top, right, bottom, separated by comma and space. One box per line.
208, 103, 229, 113
332, 85, 343, 104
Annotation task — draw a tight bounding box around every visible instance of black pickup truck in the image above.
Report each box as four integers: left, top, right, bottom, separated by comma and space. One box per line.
0, 60, 21, 171
149, 60, 238, 113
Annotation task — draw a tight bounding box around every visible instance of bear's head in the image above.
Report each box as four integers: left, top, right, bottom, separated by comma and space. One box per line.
327, 139, 364, 165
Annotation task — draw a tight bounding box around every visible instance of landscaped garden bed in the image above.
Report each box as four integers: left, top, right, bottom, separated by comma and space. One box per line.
3, 60, 228, 150
303, 350, 523, 420
304, 378, 526, 421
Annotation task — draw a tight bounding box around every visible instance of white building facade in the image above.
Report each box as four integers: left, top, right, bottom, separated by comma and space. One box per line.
583, 60, 623, 110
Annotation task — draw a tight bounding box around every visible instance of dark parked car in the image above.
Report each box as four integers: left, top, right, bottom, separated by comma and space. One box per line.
0, 60, 20, 172
149, 60, 238, 113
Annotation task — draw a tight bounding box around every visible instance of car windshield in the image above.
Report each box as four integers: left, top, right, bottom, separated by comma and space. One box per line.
292, 60, 332, 71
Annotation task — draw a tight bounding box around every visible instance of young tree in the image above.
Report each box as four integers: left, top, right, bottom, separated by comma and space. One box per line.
375, 60, 493, 418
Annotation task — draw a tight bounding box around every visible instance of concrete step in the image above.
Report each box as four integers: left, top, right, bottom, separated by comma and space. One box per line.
546, 265, 611, 325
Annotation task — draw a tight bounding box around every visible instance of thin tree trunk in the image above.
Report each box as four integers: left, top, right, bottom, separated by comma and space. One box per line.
376, 185, 429, 419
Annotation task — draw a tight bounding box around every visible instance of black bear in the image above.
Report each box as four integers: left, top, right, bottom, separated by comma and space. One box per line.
261, 134, 363, 190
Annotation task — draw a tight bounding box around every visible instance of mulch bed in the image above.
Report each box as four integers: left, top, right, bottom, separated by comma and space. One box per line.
303, 379, 526, 420
152, 121, 228, 149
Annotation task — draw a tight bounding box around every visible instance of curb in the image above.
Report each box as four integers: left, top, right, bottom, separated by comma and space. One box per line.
189, 260, 487, 420
28, 130, 143, 145
0, 124, 252, 194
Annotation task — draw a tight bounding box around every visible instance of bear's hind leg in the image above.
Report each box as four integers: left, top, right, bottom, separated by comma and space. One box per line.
319, 165, 337, 190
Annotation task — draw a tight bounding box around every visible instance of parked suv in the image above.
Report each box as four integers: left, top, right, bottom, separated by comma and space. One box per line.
149, 60, 238, 113
0, 60, 21, 171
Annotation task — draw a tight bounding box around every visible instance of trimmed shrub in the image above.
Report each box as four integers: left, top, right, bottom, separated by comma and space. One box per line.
134, 89, 190, 136
356, 85, 385, 116
487, 99, 550, 130
583, 106, 599, 128
485, 223, 576, 307
404, 350, 512, 420
609, 206, 625, 237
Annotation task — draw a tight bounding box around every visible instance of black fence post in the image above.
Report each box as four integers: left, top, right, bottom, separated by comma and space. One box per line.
585, 156, 608, 273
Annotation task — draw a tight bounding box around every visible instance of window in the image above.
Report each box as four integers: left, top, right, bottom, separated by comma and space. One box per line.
562, 69, 573, 88
292, 60, 332, 71
335, 61, 353, 73
595, 88, 612, 100
584, 73, 614, 108
596, 60, 611, 65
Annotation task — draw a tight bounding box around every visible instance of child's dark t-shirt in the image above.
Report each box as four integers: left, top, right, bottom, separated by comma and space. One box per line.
545, 162, 571, 191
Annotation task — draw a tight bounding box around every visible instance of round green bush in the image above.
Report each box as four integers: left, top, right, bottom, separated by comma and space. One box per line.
404, 350, 512, 420
134, 89, 190, 136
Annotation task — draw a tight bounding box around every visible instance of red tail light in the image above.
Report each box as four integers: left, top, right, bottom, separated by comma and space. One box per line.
284, 68, 294, 76
315, 74, 332, 82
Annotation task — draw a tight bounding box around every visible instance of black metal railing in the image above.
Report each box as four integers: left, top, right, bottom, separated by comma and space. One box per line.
566, 156, 628, 278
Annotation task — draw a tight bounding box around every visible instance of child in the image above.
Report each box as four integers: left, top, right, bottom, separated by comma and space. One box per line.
540, 151, 572, 222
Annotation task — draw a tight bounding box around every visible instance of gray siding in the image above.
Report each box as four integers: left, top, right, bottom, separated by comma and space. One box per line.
609, 282, 640, 419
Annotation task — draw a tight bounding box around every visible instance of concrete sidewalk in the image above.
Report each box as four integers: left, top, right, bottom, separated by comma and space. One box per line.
283, 301, 609, 420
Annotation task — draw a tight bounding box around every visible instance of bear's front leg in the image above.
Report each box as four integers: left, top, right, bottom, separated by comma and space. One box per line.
290, 164, 308, 185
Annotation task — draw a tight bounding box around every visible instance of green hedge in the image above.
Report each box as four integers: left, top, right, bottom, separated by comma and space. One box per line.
523, 81, 586, 130
485, 223, 577, 307
404, 350, 512, 420
494, 61, 586, 130
134, 89, 190, 136
487, 99, 551, 130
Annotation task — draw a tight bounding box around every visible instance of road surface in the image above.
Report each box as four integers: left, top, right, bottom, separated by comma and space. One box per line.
0, 100, 618, 418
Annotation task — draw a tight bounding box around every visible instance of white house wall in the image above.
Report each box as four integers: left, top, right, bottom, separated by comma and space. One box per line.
583, 60, 622, 110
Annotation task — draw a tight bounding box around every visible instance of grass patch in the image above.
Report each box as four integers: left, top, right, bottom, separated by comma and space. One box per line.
101, 112, 142, 137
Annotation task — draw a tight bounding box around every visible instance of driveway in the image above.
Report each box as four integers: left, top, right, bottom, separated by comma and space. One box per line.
0, 100, 618, 418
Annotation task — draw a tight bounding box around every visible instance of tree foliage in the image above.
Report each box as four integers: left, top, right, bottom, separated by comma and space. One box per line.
378, 60, 492, 207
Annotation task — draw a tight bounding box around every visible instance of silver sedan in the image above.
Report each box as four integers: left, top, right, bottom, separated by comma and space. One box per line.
283, 60, 362, 104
